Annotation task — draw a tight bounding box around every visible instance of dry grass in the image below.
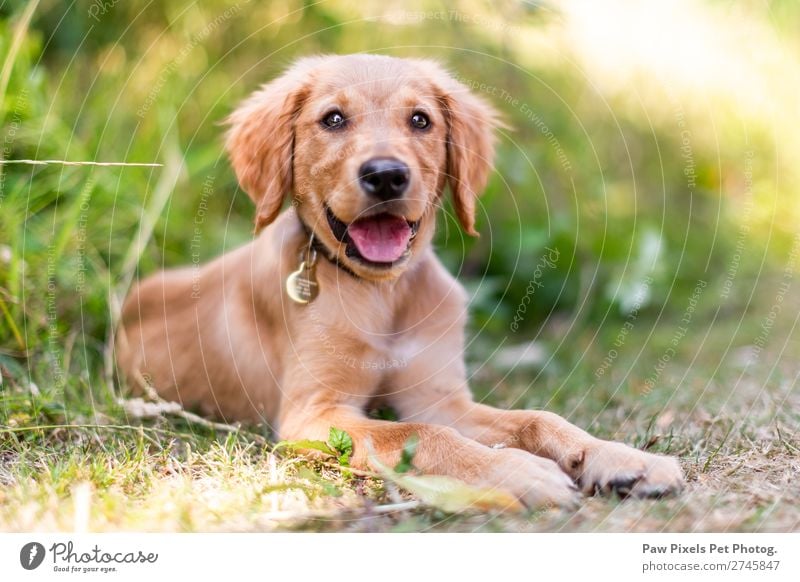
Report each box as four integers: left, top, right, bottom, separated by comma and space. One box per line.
1, 424, 796, 532
2, 309, 798, 533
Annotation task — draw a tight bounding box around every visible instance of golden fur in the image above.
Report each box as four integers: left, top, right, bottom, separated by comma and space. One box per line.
116, 54, 683, 508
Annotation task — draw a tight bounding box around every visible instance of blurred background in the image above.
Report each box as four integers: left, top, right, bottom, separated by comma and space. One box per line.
1, 0, 799, 428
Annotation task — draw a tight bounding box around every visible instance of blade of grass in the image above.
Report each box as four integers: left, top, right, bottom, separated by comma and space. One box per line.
0, 292, 24, 350
0, 0, 40, 125
105, 121, 184, 396
115, 122, 184, 302
50, 176, 95, 266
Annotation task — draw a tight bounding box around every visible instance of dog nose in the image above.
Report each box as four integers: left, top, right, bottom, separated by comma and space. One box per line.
358, 158, 410, 200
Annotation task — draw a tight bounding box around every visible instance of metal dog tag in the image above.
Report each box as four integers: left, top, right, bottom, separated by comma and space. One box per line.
286, 260, 319, 304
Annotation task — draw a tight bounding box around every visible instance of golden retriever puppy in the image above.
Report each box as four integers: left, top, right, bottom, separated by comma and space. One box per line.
116, 54, 683, 508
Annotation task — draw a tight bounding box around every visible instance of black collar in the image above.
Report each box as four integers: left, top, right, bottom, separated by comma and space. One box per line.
296, 215, 362, 280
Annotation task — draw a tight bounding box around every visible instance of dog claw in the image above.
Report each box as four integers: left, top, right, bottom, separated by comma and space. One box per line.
578, 442, 685, 500
638, 486, 670, 499
608, 474, 643, 498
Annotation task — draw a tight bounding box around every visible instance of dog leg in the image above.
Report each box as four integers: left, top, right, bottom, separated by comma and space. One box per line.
277, 403, 578, 509
396, 396, 684, 498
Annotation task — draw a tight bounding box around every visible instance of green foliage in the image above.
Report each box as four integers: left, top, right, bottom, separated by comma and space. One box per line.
272, 427, 352, 468
393, 433, 419, 474
327, 426, 353, 467
0, 0, 794, 385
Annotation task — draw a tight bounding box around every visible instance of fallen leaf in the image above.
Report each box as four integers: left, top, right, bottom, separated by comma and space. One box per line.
369, 452, 522, 513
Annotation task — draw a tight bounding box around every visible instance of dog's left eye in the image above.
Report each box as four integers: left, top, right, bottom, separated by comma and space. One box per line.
321, 110, 346, 129
410, 112, 430, 130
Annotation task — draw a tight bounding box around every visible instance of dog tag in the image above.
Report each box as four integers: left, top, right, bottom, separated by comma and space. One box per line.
286, 261, 319, 304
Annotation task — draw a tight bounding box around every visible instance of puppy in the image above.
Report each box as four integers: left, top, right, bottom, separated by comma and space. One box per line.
116, 54, 683, 508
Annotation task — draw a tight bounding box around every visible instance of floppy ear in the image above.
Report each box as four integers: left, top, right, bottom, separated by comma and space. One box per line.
225, 64, 312, 231
436, 74, 501, 236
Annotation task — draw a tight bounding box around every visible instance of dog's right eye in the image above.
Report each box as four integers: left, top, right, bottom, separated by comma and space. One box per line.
321, 110, 346, 129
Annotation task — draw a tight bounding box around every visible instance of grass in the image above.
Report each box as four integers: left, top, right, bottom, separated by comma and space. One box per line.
1, 287, 798, 532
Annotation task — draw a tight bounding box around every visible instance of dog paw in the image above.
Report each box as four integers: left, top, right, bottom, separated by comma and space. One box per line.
577, 441, 684, 498
484, 448, 580, 510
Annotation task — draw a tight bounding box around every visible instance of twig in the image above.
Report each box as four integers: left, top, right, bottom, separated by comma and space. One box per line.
0, 423, 197, 439
0, 159, 163, 167
368, 500, 421, 514
126, 370, 268, 445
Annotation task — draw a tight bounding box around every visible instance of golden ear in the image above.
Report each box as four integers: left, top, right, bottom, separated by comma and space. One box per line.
225, 65, 312, 231
427, 65, 501, 236
442, 88, 500, 236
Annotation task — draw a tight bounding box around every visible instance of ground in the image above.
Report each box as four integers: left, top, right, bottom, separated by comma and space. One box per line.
1, 291, 798, 533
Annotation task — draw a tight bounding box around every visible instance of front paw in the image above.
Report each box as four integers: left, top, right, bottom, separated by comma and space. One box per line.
484, 448, 581, 510
577, 441, 684, 498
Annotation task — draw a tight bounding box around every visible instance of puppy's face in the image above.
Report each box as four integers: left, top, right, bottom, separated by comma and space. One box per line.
226, 54, 498, 281
292, 63, 447, 276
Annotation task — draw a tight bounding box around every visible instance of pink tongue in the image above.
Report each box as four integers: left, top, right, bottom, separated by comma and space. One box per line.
347, 215, 412, 263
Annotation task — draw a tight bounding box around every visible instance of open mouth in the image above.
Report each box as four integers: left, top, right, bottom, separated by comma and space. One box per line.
325, 206, 420, 267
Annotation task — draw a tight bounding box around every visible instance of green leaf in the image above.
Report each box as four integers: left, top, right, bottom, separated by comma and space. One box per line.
273, 429, 354, 472
328, 426, 353, 462
393, 433, 419, 473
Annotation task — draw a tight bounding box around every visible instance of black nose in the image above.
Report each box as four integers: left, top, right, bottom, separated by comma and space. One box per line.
358, 158, 410, 200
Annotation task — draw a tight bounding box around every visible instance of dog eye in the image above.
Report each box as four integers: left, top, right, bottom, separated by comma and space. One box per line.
410, 112, 430, 130
321, 110, 346, 129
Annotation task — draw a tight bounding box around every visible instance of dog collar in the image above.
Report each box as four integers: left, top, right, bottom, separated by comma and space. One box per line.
294, 216, 363, 281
